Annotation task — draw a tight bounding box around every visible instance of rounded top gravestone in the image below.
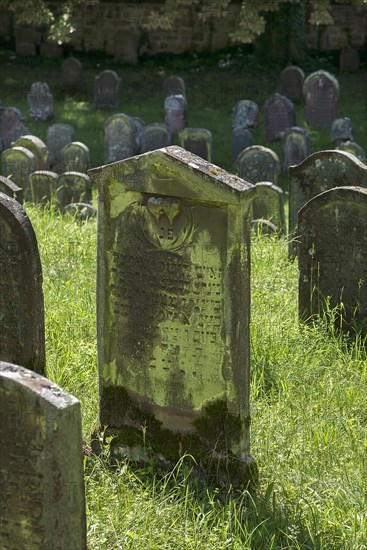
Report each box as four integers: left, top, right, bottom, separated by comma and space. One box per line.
335, 140, 366, 162
303, 70, 339, 129
263, 93, 296, 141
236, 145, 281, 184
280, 66, 305, 101
331, 117, 353, 144
27, 82, 54, 121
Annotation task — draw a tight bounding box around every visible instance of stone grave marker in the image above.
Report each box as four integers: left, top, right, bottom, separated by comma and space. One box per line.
232, 100, 259, 131
236, 145, 280, 184
0, 175, 23, 204
298, 186, 367, 327
303, 70, 339, 129
61, 141, 90, 173
89, 145, 257, 484
56, 172, 92, 207
232, 127, 253, 165
280, 66, 305, 101
40, 42, 63, 58
0, 107, 30, 150
27, 82, 54, 121
46, 123, 75, 172
164, 94, 187, 134
282, 126, 312, 172
141, 123, 171, 153
0, 362, 87, 549
64, 202, 97, 220
61, 57, 83, 91
132, 116, 145, 153
264, 93, 296, 142
331, 117, 353, 144
0, 194, 45, 373
1, 146, 36, 197
93, 70, 122, 109
251, 218, 278, 236
29, 170, 58, 205
340, 47, 360, 73
177, 128, 213, 162
252, 181, 286, 234
163, 75, 186, 98
104, 113, 137, 164
335, 140, 366, 162
12, 134, 48, 170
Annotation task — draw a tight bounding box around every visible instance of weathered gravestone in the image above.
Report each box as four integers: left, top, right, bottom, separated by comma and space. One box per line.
298, 186, 367, 327
64, 202, 97, 220
0, 362, 87, 549
56, 172, 92, 207
232, 100, 259, 131
163, 75, 186, 98
335, 140, 366, 162
0, 107, 30, 150
61, 57, 83, 91
252, 181, 286, 234
89, 146, 257, 484
27, 82, 54, 121
1, 146, 36, 197
46, 123, 75, 172
331, 117, 353, 144
164, 95, 187, 134
280, 66, 305, 101
232, 127, 253, 165
61, 141, 90, 173
131, 116, 145, 153
29, 170, 58, 205
340, 47, 360, 73
236, 145, 280, 184
303, 70, 339, 129
0, 175, 23, 204
251, 218, 278, 236
177, 128, 213, 162
282, 126, 312, 172
141, 123, 171, 153
93, 70, 122, 109
104, 113, 137, 164
0, 194, 45, 373
264, 93, 296, 141
12, 134, 48, 170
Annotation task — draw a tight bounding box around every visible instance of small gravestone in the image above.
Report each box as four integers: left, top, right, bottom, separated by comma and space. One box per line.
303, 70, 339, 129
177, 128, 213, 161
0, 175, 23, 204
331, 117, 353, 144
232, 127, 253, 164
46, 123, 75, 172
0, 362, 87, 549
104, 113, 137, 164
0, 194, 45, 373
280, 66, 305, 101
12, 134, 48, 170
141, 123, 171, 153
251, 218, 278, 236
164, 95, 187, 134
298, 186, 367, 327
61, 141, 90, 173
1, 146, 36, 196
132, 116, 145, 153
89, 145, 257, 485
61, 57, 83, 91
64, 202, 97, 220
56, 172, 92, 207
282, 127, 312, 172
27, 82, 54, 121
93, 70, 122, 109
0, 107, 30, 149
252, 181, 286, 234
232, 100, 259, 131
236, 145, 281, 184
29, 170, 58, 205
335, 140, 366, 162
264, 93, 296, 141
340, 47, 360, 73
163, 75, 186, 98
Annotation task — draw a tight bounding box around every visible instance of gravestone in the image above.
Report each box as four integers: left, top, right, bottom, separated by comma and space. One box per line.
0, 362, 87, 549
61, 57, 83, 91
93, 70, 122, 109
15, 42, 36, 56
236, 145, 281, 184
232, 127, 253, 164
0, 107, 30, 149
104, 113, 137, 164
61, 141, 90, 173
163, 75, 186, 98
12, 134, 48, 170
264, 93, 296, 141
0, 175, 23, 204
40, 42, 63, 58
113, 30, 138, 64
64, 202, 97, 220
252, 181, 286, 234
0, 194, 45, 373
1, 146, 36, 196
132, 116, 145, 153
251, 218, 278, 236
335, 140, 366, 162
27, 82, 54, 121
282, 127, 312, 172
164, 95, 187, 134
177, 128, 213, 162
298, 186, 367, 327
280, 66, 305, 101
141, 123, 171, 153
89, 145, 257, 485
303, 70, 339, 129
340, 47, 360, 73
232, 100, 259, 131
331, 117, 353, 144
29, 170, 58, 205
56, 172, 92, 207
46, 123, 75, 172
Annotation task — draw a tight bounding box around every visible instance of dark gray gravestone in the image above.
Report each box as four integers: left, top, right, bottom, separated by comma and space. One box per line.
264, 93, 296, 142
56, 172, 92, 207
132, 116, 145, 153
280, 66, 305, 101
298, 186, 367, 327
177, 128, 213, 161
303, 70, 339, 129
252, 181, 286, 234
0, 107, 30, 150
40, 42, 63, 58
331, 117, 353, 144
29, 170, 58, 205
12, 134, 48, 170
1, 146, 36, 196
163, 75, 186, 98
282, 126, 312, 172
46, 123, 75, 172
0, 175, 23, 204
61, 141, 90, 173
141, 123, 171, 153
15, 42, 36, 56
0, 362, 86, 549
236, 145, 280, 184
104, 113, 137, 164
93, 70, 122, 109
64, 202, 97, 220
0, 194, 45, 373
232, 100, 259, 131
340, 47, 360, 73
232, 127, 253, 165
335, 140, 366, 162
89, 145, 257, 485
61, 57, 83, 91
27, 82, 54, 121
164, 95, 187, 134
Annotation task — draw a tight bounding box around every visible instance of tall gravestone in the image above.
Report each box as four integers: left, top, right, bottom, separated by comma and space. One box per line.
56, 172, 92, 207
280, 66, 305, 101
141, 123, 171, 153
236, 145, 280, 184
264, 93, 296, 141
0, 194, 45, 373
61, 57, 83, 91
282, 126, 312, 172
12, 134, 48, 170
0, 175, 23, 204
331, 117, 353, 144
252, 181, 286, 234
27, 82, 54, 121
335, 140, 366, 162
163, 75, 186, 98
0, 107, 30, 150
104, 113, 137, 164
298, 187, 367, 327
89, 146, 257, 484
232, 100, 259, 131
164, 95, 187, 134
61, 141, 90, 173
303, 70, 339, 129
29, 170, 58, 205
0, 362, 87, 549
46, 123, 75, 172
1, 146, 36, 197
93, 70, 122, 109
177, 128, 213, 162
232, 127, 253, 165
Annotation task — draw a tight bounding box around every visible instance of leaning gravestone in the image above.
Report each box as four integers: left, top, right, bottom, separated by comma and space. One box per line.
61, 57, 83, 91
1, 146, 36, 197
164, 94, 187, 134
163, 75, 186, 98
264, 93, 296, 141
177, 128, 213, 161
0, 362, 87, 549
89, 145, 257, 485
280, 66, 305, 101
236, 145, 281, 184
303, 70, 339, 129
12, 134, 48, 170
46, 123, 75, 172
56, 172, 92, 207
27, 82, 54, 121
331, 117, 353, 144
282, 126, 312, 172
298, 186, 367, 327
141, 123, 171, 153
335, 140, 366, 162
104, 113, 137, 164
232, 100, 259, 131
29, 170, 58, 205
93, 69, 122, 109
232, 127, 253, 164
0, 175, 23, 204
252, 181, 286, 234
61, 141, 90, 173
0, 194, 45, 373
0, 107, 30, 150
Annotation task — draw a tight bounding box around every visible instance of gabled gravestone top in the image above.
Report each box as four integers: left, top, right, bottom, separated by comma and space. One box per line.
331, 117, 353, 144
303, 70, 339, 129
141, 123, 171, 153
0, 193, 45, 373
282, 126, 312, 172
0, 107, 30, 150
177, 127, 213, 162
164, 94, 187, 134
264, 93, 296, 141
163, 75, 186, 98
89, 146, 257, 485
232, 100, 259, 130
12, 134, 48, 170
27, 82, 54, 121
252, 181, 286, 234
1, 146, 36, 197
0, 362, 86, 549
61, 57, 83, 90
29, 170, 58, 205
281, 66, 305, 101
298, 186, 367, 327
46, 123, 75, 172
104, 113, 137, 164
0, 175, 23, 204
94, 70, 122, 109
335, 140, 366, 162
61, 141, 90, 173
236, 145, 280, 184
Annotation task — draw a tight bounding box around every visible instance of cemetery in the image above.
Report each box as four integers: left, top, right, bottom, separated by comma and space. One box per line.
0, 2, 367, 547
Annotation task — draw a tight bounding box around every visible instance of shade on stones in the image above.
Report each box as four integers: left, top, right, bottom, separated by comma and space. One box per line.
46, 123, 75, 172
280, 66, 305, 101
163, 75, 186, 98
282, 126, 312, 172
93, 70, 122, 109
263, 93, 296, 141
177, 127, 213, 161
252, 181, 286, 234
104, 113, 138, 164
29, 170, 58, 205
61, 57, 83, 91
0, 107, 30, 150
140, 123, 171, 153
335, 140, 366, 162
236, 145, 281, 184
331, 117, 353, 144
61, 141, 90, 173
56, 172, 92, 207
303, 70, 339, 129
1, 146, 36, 198
232, 127, 253, 165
